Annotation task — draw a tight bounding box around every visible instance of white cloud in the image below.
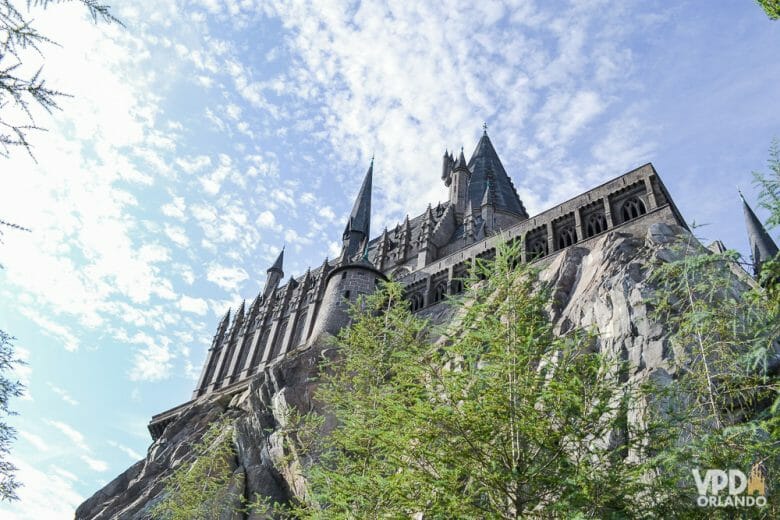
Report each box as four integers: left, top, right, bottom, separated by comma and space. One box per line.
18, 431, 49, 452
256, 210, 282, 231
128, 333, 174, 382
161, 196, 187, 220
176, 155, 211, 174
108, 440, 143, 461
81, 454, 109, 472
164, 223, 190, 248
1, 457, 84, 519
178, 295, 209, 315
317, 206, 336, 222
47, 383, 80, 406
45, 420, 89, 452
206, 264, 248, 291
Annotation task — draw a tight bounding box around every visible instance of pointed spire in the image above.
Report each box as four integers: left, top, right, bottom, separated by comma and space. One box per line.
268, 246, 284, 274
341, 160, 373, 262
219, 308, 231, 327
453, 147, 469, 172
740, 190, 779, 277
347, 160, 373, 238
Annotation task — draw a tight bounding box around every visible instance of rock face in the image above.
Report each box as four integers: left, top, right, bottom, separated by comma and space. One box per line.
75, 224, 746, 519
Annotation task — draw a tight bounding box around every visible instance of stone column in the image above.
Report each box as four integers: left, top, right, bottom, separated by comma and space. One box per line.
603, 197, 615, 228
644, 177, 658, 210
574, 208, 583, 243
422, 275, 432, 307
546, 221, 554, 254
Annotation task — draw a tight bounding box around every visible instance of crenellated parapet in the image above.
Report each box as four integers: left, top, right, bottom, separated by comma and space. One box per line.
400, 163, 686, 311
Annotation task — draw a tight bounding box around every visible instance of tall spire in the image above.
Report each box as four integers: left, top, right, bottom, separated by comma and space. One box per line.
263, 247, 285, 299
740, 190, 779, 277
268, 246, 284, 274
341, 160, 373, 262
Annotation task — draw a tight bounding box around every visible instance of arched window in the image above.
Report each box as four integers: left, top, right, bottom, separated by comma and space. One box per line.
621, 197, 647, 222
450, 278, 464, 294
557, 226, 577, 250
585, 213, 607, 238
527, 239, 547, 260
433, 282, 447, 304
408, 292, 424, 312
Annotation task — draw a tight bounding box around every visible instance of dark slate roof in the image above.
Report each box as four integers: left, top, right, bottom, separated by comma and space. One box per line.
741, 193, 779, 273
345, 160, 373, 238
268, 247, 284, 273
467, 132, 527, 217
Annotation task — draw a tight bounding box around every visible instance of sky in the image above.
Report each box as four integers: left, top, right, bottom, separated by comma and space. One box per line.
0, 0, 778, 517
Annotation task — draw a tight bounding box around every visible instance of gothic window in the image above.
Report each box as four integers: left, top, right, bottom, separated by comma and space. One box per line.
450, 278, 464, 294
557, 226, 577, 250
621, 197, 646, 222
527, 239, 548, 260
585, 213, 607, 238
432, 282, 447, 304
408, 292, 424, 312
291, 313, 306, 348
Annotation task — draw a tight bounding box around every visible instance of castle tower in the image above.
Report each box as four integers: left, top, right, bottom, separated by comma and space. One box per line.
311, 161, 386, 338
740, 191, 779, 278
340, 160, 373, 263
449, 148, 471, 219
263, 247, 285, 299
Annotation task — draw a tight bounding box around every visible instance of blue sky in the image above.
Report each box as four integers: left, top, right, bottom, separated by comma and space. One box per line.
0, 0, 778, 517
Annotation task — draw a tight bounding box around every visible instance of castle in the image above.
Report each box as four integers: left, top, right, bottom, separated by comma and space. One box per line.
147, 129, 779, 439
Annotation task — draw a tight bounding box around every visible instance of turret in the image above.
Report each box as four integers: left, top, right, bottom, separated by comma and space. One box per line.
397, 215, 412, 264
481, 179, 495, 235
740, 191, 779, 278
464, 199, 476, 242
375, 227, 391, 271
441, 150, 454, 186
449, 147, 471, 219
416, 204, 436, 268
341, 160, 373, 263
263, 247, 285, 299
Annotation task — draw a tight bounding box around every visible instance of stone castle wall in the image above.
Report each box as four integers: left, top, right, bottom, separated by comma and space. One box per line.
148, 162, 685, 439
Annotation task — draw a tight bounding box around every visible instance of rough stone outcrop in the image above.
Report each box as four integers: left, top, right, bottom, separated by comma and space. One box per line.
75, 223, 748, 519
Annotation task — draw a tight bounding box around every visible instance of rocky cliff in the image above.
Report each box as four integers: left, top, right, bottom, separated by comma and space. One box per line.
75, 223, 741, 519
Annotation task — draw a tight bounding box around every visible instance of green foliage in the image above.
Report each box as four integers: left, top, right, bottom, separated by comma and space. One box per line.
0, 330, 23, 502
299, 243, 646, 518
753, 139, 780, 229
151, 417, 240, 520
757, 0, 780, 20
0, 0, 120, 157
648, 234, 780, 517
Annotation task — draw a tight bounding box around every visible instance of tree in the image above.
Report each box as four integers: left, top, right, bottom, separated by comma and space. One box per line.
757, 0, 780, 20
151, 418, 241, 520
0, 330, 24, 502
646, 234, 780, 516
299, 244, 649, 518
1, 0, 119, 158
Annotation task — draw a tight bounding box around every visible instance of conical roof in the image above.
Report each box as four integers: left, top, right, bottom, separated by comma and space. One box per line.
741, 192, 779, 275
268, 247, 284, 273
345, 160, 373, 238
467, 133, 526, 216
